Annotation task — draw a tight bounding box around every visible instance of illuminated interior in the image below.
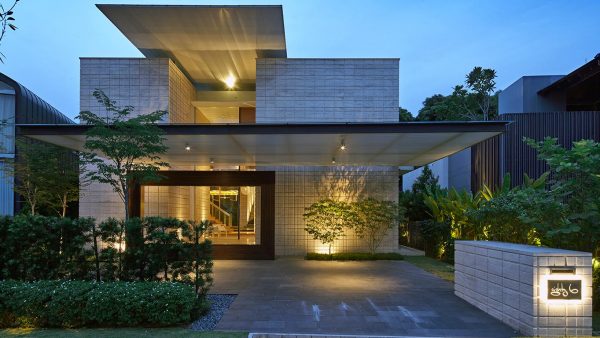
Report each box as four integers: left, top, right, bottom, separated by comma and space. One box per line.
141, 185, 260, 245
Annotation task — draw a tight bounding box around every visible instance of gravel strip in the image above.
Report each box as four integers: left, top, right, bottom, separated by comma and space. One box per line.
191, 294, 237, 331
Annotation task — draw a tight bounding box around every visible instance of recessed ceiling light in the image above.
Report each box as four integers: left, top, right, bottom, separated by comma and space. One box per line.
224, 75, 236, 89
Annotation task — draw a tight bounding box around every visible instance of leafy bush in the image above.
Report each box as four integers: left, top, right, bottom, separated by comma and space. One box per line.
352, 198, 403, 254
305, 252, 403, 261
0, 280, 200, 328
303, 199, 355, 255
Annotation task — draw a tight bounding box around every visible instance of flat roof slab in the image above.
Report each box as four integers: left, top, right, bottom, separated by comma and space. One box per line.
18, 122, 507, 167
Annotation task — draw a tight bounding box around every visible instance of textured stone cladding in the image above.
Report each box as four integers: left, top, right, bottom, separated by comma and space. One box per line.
79, 58, 195, 221
261, 166, 399, 256
455, 241, 593, 337
255, 58, 399, 123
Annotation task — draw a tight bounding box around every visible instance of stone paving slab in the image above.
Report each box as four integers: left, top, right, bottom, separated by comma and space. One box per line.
212, 257, 517, 337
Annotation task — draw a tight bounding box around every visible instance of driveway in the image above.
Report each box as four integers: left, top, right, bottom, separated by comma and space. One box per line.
212, 257, 515, 337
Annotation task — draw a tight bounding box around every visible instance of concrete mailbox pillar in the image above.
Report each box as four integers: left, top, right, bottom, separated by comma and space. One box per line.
454, 241, 593, 337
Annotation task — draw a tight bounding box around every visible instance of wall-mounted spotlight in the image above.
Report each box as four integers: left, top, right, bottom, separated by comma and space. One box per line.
340, 140, 346, 151
209, 158, 215, 164
185, 144, 191, 151
331, 157, 336, 164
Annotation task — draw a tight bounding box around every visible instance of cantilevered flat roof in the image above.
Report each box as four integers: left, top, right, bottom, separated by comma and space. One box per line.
97, 5, 287, 87
18, 122, 507, 167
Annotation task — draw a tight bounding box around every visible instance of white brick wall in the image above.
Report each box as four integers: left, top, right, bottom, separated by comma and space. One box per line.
262, 166, 399, 256
455, 241, 593, 337
256, 58, 399, 123
79, 58, 194, 221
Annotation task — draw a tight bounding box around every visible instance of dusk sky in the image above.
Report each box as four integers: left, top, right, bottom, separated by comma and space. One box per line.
1, 0, 599, 121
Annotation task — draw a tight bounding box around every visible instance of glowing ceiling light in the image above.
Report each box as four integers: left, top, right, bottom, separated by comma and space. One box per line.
185, 144, 191, 151
224, 75, 236, 89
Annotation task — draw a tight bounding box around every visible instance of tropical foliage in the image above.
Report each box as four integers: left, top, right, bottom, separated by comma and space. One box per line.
404, 138, 600, 267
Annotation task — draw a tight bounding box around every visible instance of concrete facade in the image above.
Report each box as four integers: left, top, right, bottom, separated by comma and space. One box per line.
79, 58, 196, 221
256, 58, 399, 123
455, 241, 593, 337
498, 76, 566, 115
79, 57, 401, 256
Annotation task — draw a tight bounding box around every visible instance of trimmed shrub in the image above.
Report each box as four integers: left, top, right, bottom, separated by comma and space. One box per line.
0, 280, 198, 328
305, 252, 403, 261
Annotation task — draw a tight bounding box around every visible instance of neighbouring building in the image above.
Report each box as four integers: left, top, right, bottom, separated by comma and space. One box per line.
19, 5, 505, 258
0, 73, 74, 216
403, 54, 600, 192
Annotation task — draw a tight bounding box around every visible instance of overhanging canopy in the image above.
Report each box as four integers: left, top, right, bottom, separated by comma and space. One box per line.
18, 122, 507, 167
98, 5, 287, 87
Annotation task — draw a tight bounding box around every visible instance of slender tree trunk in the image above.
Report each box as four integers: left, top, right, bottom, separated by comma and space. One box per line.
91, 222, 101, 282
62, 194, 67, 218
117, 226, 123, 279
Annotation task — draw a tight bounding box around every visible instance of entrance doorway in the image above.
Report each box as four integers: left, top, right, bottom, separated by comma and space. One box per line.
129, 171, 275, 259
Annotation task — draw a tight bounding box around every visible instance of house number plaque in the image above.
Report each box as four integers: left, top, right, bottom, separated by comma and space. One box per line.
547, 280, 581, 300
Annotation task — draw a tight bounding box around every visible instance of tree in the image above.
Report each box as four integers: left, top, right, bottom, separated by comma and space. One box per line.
416, 67, 498, 121
526, 137, 600, 256
4, 139, 52, 214
44, 149, 87, 217
303, 199, 355, 255
401, 165, 441, 223
352, 198, 402, 254
78, 90, 169, 220
3, 138, 82, 216
0, 0, 19, 62
399, 107, 414, 121
465, 67, 497, 120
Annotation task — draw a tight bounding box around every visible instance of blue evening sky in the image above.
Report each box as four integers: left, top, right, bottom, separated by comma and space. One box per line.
1, 0, 599, 120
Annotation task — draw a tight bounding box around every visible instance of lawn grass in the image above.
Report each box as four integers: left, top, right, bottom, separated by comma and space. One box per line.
305, 252, 403, 261
0, 328, 247, 338
403, 255, 454, 282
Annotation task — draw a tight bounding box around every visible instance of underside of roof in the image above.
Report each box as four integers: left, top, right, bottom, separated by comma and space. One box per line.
18, 122, 507, 167
97, 5, 287, 88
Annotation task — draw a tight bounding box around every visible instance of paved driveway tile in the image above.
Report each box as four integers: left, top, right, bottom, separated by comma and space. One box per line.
212, 257, 516, 337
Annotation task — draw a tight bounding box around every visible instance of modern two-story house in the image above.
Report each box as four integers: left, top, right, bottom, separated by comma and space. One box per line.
19, 5, 506, 259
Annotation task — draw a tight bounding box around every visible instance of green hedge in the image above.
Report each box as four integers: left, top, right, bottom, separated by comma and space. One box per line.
305, 252, 403, 261
0, 280, 204, 328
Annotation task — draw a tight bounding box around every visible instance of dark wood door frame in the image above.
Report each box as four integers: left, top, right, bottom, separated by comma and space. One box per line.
129, 171, 275, 260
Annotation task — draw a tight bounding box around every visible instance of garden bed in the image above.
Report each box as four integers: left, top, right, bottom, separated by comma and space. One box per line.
305, 252, 403, 261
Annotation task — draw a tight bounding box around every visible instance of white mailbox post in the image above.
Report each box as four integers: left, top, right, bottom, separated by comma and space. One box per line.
455, 241, 593, 337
